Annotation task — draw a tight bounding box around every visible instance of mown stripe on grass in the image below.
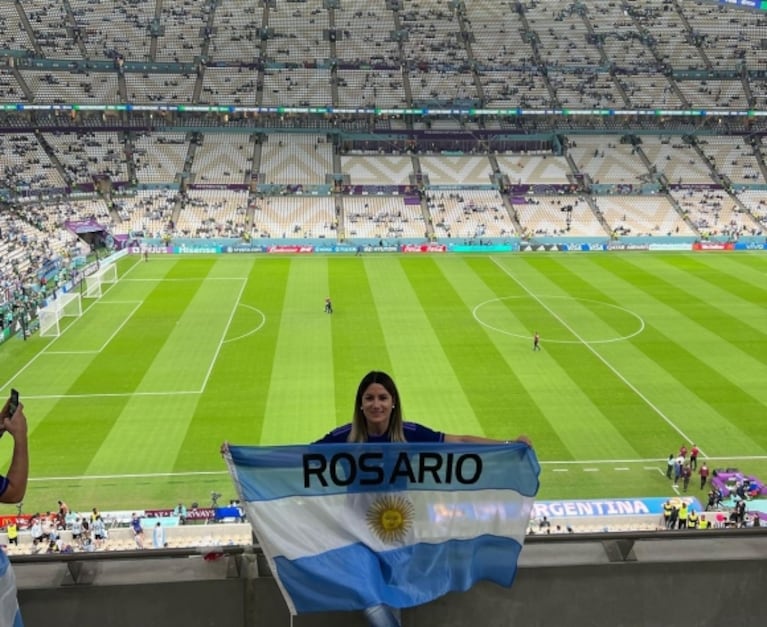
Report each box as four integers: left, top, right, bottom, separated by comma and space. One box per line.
35, 259, 215, 476
142, 276, 245, 392
490, 256, 665, 460
260, 257, 336, 444
608, 255, 767, 406
329, 257, 393, 428
586, 255, 767, 454
626, 255, 767, 369
666, 253, 767, 293
432, 256, 571, 457
363, 257, 484, 436
695, 251, 767, 287
176, 257, 292, 467
528, 255, 756, 456
403, 257, 522, 438
87, 269, 249, 474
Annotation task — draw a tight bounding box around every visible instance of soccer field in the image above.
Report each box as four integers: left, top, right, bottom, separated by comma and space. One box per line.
1, 252, 765, 513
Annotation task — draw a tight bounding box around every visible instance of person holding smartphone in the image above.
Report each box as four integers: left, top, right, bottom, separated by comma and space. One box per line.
1, 391, 30, 627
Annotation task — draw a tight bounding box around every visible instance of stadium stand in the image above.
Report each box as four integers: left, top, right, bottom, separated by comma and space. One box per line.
0, 0, 766, 545
2, 3, 767, 625
0, 0, 766, 356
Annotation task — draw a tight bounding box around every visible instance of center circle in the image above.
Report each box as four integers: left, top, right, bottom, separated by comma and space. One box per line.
472, 296, 645, 345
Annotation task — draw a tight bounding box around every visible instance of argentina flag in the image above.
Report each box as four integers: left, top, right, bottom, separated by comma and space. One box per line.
225, 442, 540, 615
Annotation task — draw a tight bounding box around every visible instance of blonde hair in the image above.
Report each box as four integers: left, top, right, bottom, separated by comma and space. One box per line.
348, 371, 404, 442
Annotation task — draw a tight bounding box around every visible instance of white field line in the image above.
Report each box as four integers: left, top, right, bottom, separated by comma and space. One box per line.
26, 391, 201, 400
222, 304, 266, 344
3, 265, 252, 397
490, 257, 707, 458
198, 278, 248, 392
93, 301, 143, 353
28, 455, 767, 483
0, 257, 142, 394
35, 301, 141, 355
12, 293, 254, 399
30, 470, 228, 482
45, 351, 101, 355
121, 277, 247, 282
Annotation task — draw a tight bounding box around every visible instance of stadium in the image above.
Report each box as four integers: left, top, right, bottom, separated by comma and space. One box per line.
0, 0, 766, 625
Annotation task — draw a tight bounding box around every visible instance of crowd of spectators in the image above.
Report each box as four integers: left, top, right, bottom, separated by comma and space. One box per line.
1, 0, 767, 111
0, 0, 766, 332
5, 489, 760, 557
0, 199, 92, 340
2, 498, 250, 556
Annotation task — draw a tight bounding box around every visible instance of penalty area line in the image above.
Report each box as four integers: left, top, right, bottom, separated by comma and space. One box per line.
30, 470, 229, 483
24, 390, 201, 401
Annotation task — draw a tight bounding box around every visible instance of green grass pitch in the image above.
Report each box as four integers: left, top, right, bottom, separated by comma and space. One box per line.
0, 252, 765, 514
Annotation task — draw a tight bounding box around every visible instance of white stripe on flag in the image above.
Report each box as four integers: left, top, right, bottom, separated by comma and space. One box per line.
247, 488, 532, 560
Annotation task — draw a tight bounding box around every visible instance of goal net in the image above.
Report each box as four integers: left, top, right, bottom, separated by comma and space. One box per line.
39, 292, 83, 337
84, 264, 118, 298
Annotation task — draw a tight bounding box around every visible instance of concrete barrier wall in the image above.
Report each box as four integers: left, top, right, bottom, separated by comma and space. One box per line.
2, 522, 253, 552
13, 530, 767, 627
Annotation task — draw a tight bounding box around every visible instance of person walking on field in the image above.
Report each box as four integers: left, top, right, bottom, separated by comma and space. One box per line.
324, 296, 333, 314
533, 331, 541, 351
699, 462, 710, 490
689, 444, 700, 470
131, 513, 145, 549
682, 464, 692, 493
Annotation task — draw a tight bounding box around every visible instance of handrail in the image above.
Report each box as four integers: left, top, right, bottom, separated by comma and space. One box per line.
10, 525, 766, 566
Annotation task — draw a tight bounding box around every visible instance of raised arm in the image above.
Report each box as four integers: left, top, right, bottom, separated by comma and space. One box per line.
0, 400, 29, 504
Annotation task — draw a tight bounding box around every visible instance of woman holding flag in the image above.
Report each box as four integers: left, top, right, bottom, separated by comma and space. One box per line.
315, 370, 531, 447
314, 371, 532, 627
223, 371, 537, 627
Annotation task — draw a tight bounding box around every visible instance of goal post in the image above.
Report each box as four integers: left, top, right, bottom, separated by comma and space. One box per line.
39, 292, 83, 337
84, 263, 118, 299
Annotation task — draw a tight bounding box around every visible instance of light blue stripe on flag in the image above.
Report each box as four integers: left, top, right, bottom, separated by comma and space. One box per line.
226, 442, 540, 615
273, 535, 524, 612
228, 442, 540, 499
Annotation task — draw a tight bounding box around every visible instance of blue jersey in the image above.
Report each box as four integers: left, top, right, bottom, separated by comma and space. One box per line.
314, 421, 444, 444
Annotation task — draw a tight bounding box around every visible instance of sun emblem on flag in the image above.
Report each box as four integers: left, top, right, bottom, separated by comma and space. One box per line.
366, 495, 415, 544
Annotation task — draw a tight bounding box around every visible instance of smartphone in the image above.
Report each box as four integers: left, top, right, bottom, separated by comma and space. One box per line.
8, 389, 19, 417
